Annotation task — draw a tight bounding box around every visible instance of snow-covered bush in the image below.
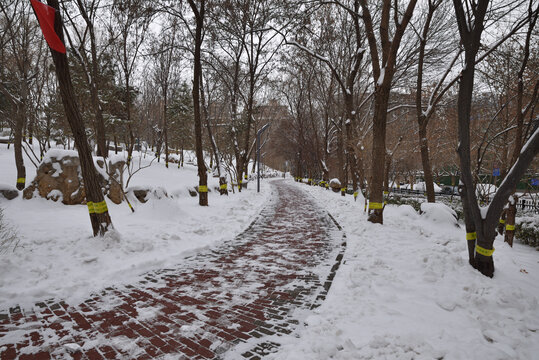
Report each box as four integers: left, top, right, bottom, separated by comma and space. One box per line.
0, 207, 18, 253
516, 216, 539, 248
386, 196, 422, 212
420, 202, 458, 226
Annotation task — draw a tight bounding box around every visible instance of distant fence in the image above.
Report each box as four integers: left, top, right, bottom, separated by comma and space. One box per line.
389, 187, 539, 214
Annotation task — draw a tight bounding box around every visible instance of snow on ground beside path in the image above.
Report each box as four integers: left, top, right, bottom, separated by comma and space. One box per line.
0, 144, 271, 310
270, 181, 539, 360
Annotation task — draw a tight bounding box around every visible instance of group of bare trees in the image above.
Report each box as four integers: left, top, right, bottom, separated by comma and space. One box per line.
1, 0, 537, 276
272, 0, 537, 277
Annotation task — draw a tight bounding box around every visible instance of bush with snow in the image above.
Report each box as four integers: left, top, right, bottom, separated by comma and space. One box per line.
516, 215, 539, 248
420, 202, 458, 226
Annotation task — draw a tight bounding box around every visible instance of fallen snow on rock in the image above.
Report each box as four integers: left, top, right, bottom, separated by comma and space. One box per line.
268, 182, 539, 360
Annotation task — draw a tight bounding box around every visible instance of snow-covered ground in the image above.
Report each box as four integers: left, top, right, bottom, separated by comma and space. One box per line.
0, 144, 271, 310
268, 183, 539, 360
2, 142, 538, 359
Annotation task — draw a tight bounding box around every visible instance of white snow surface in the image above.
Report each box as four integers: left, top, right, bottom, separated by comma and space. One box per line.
267, 182, 539, 360
0, 144, 270, 310
41, 148, 79, 163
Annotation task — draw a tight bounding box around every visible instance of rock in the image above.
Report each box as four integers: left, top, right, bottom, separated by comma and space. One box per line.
329, 178, 341, 193
107, 158, 126, 204
0, 185, 18, 200
133, 189, 149, 203
22, 149, 125, 205
129, 187, 168, 203
23, 153, 87, 204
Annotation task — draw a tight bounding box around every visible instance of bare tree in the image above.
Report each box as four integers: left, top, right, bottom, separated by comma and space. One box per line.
359, 0, 418, 224
151, 17, 180, 168
412, 0, 457, 202
110, 0, 153, 165
0, 0, 43, 190
37, 0, 113, 236
188, 0, 208, 206
63, 0, 108, 158
452, 0, 539, 277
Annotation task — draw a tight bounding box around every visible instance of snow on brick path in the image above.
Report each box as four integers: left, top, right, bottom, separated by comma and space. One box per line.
0, 180, 345, 359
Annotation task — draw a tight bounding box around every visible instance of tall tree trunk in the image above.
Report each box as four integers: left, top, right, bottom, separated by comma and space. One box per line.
45, 0, 112, 236
14, 107, 26, 190
75, 0, 107, 158
201, 75, 227, 195
504, 196, 517, 246
188, 0, 208, 206
337, 122, 345, 189
345, 94, 358, 193
419, 120, 436, 202
453, 0, 492, 276
368, 86, 390, 223
164, 90, 169, 168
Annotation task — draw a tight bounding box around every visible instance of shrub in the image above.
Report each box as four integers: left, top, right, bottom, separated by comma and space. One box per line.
386, 196, 422, 212
516, 216, 539, 248
386, 195, 464, 220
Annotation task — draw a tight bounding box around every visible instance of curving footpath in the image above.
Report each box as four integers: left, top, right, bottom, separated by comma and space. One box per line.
0, 180, 346, 359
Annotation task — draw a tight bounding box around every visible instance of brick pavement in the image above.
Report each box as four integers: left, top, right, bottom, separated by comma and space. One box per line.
0, 180, 346, 359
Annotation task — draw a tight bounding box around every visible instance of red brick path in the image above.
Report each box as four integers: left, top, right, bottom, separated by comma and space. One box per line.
0, 180, 345, 359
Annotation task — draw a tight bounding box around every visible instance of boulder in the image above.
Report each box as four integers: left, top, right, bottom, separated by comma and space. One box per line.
128, 187, 169, 203
133, 189, 149, 203
23, 149, 125, 205
0, 184, 18, 200
23, 150, 87, 205
107, 156, 126, 204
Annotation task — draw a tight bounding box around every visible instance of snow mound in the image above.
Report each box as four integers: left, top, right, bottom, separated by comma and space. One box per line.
108, 154, 126, 165
42, 149, 79, 163
390, 204, 419, 219
420, 202, 457, 226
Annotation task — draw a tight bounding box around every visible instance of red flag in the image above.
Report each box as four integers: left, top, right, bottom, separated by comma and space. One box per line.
30, 0, 66, 54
